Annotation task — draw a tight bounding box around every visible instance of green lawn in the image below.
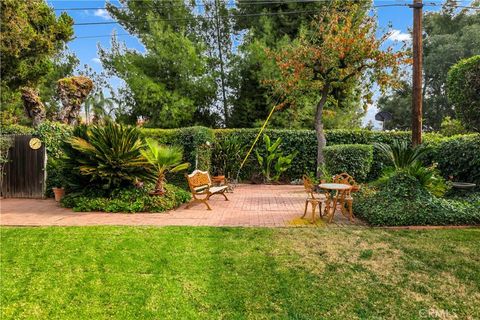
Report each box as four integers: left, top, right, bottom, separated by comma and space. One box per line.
1, 227, 479, 320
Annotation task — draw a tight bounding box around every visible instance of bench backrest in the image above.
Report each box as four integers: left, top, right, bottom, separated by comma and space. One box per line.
186, 170, 212, 191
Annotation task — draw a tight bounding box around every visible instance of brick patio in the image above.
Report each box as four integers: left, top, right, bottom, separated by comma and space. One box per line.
0, 184, 362, 227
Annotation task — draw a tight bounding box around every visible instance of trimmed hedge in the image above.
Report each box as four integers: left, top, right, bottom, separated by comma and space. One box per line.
213, 129, 444, 181
2, 123, 479, 185
214, 128, 316, 181
323, 144, 373, 182
426, 134, 480, 185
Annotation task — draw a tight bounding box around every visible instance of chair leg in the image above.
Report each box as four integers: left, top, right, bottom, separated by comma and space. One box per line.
221, 192, 229, 201
311, 202, 317, 223
348, 200, 354, 221
302, 201, 308, 218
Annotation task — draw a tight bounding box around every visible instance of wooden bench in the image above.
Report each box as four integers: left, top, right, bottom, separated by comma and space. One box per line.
185, 170, 229, 210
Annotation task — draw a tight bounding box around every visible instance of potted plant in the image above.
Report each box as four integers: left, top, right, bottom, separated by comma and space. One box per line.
48, 159, 65, 202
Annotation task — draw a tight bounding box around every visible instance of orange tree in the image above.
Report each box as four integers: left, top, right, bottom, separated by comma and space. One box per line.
266, 3, 410, 176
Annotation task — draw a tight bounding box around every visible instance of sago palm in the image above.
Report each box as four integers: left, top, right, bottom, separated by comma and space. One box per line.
141, 138, 190, 195
66, 121, 150, 191
375, 140, 429, 169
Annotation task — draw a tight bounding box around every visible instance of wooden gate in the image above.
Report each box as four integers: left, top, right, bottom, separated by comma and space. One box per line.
1, 135, 46, 198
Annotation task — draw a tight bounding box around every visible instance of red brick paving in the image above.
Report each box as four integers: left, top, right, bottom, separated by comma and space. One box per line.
0, 184, 361, 227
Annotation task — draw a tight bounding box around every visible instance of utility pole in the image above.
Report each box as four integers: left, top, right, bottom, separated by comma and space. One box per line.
214, 0, 229, 127
410, 0, 423, 146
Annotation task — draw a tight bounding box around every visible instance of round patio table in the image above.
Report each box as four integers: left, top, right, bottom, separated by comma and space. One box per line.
319, 183, 352, 223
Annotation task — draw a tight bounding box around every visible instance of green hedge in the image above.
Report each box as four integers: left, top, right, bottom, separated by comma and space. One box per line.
212, 129, 443, 181
214, 129, 316, 181
426, 134, 480, 185
323, 144, 373, 182
2, 123, 478, 185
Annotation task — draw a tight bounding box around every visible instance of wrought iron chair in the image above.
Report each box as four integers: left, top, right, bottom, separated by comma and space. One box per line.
301, 175, 326, 222
332, 172, 359, 221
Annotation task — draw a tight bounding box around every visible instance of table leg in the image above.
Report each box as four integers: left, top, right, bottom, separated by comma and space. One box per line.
328, 190, 346, 223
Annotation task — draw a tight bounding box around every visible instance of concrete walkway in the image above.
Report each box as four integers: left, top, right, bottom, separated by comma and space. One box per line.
0, 184, 361, 227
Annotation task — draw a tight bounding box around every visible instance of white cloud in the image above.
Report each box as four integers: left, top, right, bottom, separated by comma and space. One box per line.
93, 9, 111, 20
388, 29, 411, 42
92, 58, 101, 64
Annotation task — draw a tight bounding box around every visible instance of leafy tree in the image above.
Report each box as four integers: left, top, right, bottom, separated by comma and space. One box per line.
229, 1, 367, 129
423, 2, 480, 129
377, 82, 412, 130
198, 0, 234, 126
447, 55, 480, 132
378, 2, 480, 130
100, 0, 217, 128
0, 0, 74, 124
267, 3, 409, 175
229, 1, 328, 128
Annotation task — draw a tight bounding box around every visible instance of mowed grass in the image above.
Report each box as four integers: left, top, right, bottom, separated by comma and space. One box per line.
1, 227, 479, 320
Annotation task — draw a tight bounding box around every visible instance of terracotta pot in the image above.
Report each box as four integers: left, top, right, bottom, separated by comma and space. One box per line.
52, 187, 65, 202
212, 175, 225, 184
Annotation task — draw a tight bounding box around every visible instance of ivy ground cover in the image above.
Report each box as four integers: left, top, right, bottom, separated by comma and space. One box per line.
1, 227, 479, 319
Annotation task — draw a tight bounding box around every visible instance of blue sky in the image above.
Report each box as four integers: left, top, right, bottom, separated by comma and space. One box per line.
47, 0, 451, 127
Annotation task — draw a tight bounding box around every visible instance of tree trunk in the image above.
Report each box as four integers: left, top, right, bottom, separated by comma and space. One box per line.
153, 173, 166, 195
21, 87, 46, 128
315, 85, 330, 178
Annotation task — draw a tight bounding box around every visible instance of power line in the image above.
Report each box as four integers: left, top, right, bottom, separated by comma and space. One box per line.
52, 0, 345, 11
73, 3, 429, 27
73, 9, 324, 26
59, 0, 453, 12
70, 2, 479, 33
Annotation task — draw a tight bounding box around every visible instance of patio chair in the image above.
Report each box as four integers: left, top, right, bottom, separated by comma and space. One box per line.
185, 170, 229, 210
301, 175, 326, 222
332, 173, 359, 221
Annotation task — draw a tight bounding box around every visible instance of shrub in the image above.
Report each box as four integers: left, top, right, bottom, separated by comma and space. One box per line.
375, 140, 429, 169
447, 55, 480, 132
61, 184, 191, 213
323, 144, 373, 182
35, 121, 72, 158
354, 172, 480, 226
211, 134, 247, 178
427, 134, 480, 185
440, 116, 467, 137
0, 124, 34, 135
63, 122, 151, 191
255, 134, 297, 182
